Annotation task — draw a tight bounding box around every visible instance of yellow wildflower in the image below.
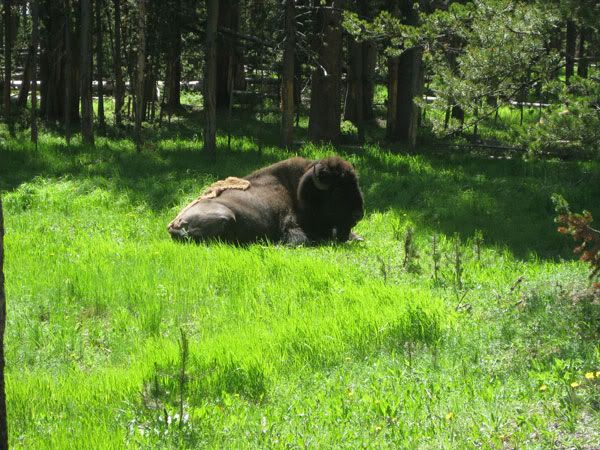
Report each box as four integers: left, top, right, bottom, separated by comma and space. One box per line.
585, 372, 595, 380
596, 371, 600, 378
445, 412, 454, 420
570, 382, 580, 388
539, 384, 547, 391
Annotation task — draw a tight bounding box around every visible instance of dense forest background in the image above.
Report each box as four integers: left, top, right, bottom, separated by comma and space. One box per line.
0, 0, 598, 157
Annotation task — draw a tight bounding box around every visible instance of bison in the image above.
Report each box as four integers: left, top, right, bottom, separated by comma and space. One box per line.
167, 156, 364, 245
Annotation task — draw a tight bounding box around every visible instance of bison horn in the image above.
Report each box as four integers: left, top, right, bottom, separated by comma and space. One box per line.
312, 163, 330, 191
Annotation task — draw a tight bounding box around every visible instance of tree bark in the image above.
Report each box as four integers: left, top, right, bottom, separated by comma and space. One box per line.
95, 0, 105, 130
64, 0, 72, 143
565, 20, 576, 85
113, 0, 124, 126
216, 0, 243, 110
395, 47, 423, 147
165, 0, 182, 110
308, 0, 344, 143
386, 54, 399, 139
386, 0, 400, 141
386, 0, 422, 149
3, 0, 13, 135
344, 1, 375, 126
17, 33, 34, 109
281, 0, 295, 148
577, 26, 588, 78
40, 0, 79, 124
344, 37, 364, 141
134, 0, 146, 152
363, 40, 376, 121
0, 197, 6, 450
204, 0, 218, 160
31, 0, 39, 144
80, 0, 94, 145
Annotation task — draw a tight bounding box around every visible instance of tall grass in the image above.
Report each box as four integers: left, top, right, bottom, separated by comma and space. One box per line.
1, 114, 599, 448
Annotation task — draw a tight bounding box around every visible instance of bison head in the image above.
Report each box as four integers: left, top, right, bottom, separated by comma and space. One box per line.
298, 156, 364, 242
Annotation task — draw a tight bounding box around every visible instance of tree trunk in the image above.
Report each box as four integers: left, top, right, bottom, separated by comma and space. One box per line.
40, 0, 79, 124
344, 1, 375, 126
204, 0, 218, 160
31, 0, 39, 144
386, 0, 422, 149
216, 0, 243, 110
386, 0, 400, 141
3, 0, 13, 135
386, 55, 399, 140
577, 26, 588, 78
281, 0, 295, 149
165, 0, 182, 111
308, 0, 344, 143
64, 0, 72, 143
204, 0, 219, 161
0, 197, 7, 450
395, 47, 422, 147
363, 41, 376, 121
113, 0, 123, 126
17, 34, 34, 108
134, 0, 146, 152
565, 20, 576, 85
344, 36, 365, 140
80, 0, 94, 145
95, 0, 105, 130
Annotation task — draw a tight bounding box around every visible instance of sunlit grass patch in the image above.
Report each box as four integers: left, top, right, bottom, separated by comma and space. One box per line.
1, 125, 600, 448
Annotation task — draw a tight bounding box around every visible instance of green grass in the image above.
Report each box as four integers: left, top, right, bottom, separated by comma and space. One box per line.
1, 105, 600, 448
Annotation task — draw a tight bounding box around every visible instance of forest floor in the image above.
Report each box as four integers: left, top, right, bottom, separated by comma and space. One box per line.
1, 106, 600, 448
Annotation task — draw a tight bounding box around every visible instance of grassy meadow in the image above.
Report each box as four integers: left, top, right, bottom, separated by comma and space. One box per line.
1, 107, 600, 448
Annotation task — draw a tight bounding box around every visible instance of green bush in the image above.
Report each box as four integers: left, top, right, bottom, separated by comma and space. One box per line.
530, 78, 600, 158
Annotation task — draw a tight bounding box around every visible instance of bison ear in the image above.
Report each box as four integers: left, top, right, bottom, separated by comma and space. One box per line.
311, 163, 331, 191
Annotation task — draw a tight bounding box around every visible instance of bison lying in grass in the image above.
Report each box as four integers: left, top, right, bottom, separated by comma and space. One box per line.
167, 156, 364, 245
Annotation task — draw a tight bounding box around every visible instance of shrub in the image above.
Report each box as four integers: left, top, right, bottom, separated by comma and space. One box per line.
553, 194, 600, 289
531, 78, 600, 158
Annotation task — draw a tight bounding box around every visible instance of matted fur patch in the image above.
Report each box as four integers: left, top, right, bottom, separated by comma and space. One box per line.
199, 177, 250, 200
168, 177, 251, 230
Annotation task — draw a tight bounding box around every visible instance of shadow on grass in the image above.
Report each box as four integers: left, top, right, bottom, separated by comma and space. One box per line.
1, 112, 599, 259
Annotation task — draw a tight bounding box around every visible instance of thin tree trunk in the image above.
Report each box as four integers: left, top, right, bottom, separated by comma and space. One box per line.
204, 0, 218, 160
17, 45, 33, 108
165, 0, 182, 111
134, 0, 146, 151
95, 0, 105, 131
363, 41, 376, 121
3, 0, 14, 136
308, 0, 344, 143
344, 37, 364, 142
565, 20, 576, 85
281, 0, 295, 148
444, 105, 451, 130
113, 0, 123, 126
64, 0, 72, 144
386, 55, 399, 139
0, 197, 7, 450
577, 26, 588, 78
216, 0, 241, 110
385, 0, 400, 141
345, 1, 374, 126
31, 0, 39, 145
80, 0, 94, 145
